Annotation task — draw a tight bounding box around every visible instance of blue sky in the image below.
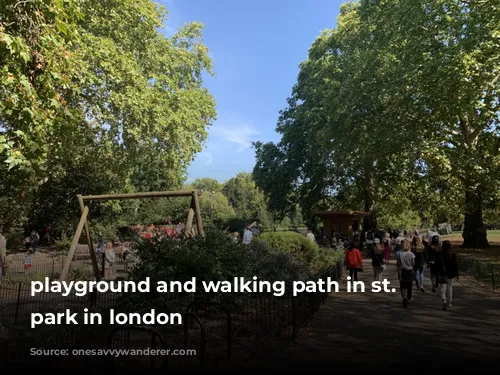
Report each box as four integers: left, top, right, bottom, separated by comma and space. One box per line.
160, 0, 342, 183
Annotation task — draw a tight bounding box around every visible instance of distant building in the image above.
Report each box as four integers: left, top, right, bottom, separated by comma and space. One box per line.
313, 211, 368, 237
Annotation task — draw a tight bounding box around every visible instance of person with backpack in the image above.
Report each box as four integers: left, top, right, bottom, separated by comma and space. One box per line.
345, 242, 363, 282
435, 240, 459, 310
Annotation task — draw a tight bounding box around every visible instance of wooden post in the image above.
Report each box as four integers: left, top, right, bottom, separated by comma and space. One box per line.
77, 195, 101, 281
185, 197, 195, 235
193, 190, 204, 236
60, 207, 88, 281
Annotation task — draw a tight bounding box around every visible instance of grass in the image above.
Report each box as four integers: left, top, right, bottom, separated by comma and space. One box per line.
441, 230, 500, 263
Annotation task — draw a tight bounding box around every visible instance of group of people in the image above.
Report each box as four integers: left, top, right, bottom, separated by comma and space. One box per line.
134, 222, 186, 240
233, 222, 261, 244
345, 229, 459, 310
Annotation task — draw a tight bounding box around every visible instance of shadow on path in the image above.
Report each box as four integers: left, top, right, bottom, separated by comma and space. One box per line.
242, 259, 500, 371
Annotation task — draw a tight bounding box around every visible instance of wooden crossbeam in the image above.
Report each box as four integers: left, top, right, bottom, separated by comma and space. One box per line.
81, 190, 201, 201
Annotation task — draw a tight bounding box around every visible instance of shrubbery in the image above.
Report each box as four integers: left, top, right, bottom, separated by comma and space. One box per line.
258, 231, 318, 264
128, 229, 310, 301
310, 247, 344, 276
126, 229, 344, 305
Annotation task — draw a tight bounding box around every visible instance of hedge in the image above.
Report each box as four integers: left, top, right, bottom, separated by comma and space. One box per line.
258, 231, 319, 264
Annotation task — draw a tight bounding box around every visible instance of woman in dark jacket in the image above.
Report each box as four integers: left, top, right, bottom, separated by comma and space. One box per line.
412, 235, 428, 293
436, 240, 459, 311
426, 235, 441, 292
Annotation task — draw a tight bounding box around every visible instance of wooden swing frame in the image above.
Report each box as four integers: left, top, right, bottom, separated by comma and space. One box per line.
59, 190, 204, 281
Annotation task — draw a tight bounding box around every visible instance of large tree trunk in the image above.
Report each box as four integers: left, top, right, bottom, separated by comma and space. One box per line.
462, 188, 489, 248
362, 163, 377, 237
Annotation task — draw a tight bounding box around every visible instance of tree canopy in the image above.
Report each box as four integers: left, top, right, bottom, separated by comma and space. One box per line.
0, 0, 216, 230
254, 0, 500, 247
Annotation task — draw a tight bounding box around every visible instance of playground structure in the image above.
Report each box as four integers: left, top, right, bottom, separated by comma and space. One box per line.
59, 190, 204, 281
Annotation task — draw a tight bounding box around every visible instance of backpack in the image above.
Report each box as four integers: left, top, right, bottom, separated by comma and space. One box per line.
366, 231, 374, 241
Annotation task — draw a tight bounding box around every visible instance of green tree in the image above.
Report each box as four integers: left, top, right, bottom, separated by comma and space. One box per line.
254, 3, 413, 232
222, 172, 268, 221
200, 191, 235, 225
1, 0, 216, 229
192, 178, 222, 193
365, 0, 500, 246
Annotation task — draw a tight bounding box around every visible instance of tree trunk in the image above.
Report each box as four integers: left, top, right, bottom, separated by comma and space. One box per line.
362, 163, 377, 236
462, 188, 489, 248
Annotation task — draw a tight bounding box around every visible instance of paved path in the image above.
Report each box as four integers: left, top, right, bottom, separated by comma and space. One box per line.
242, 259, 500, 371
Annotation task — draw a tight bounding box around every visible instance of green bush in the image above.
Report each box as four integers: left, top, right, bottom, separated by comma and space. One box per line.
68, 268, 94, 281
5, 227, 23, 250
90, 222, 117, 243
128, 228, 309, 303
310, 247, 344, 276
259, 231, 319, 264
54, 233, 72, 254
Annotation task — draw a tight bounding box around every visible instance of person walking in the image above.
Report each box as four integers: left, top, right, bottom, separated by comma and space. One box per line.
383, 235, 392, 264
345, 242, 363, 282
436, 240, 459, 310
365, 229, 375, 256
426, 235, 441, 292
372, 238, 385, 282
306, 229, 316, 243
412, 235, 428, 292
398, 240, 416, 308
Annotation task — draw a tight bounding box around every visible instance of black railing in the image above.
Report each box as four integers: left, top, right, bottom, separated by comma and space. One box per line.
0, 260, 344, 369
457, 254, 499, 291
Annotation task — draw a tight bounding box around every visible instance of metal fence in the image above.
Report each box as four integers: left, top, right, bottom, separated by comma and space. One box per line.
0, 260, 344, 371
1, 253, 132, 282
457, 254, 499, 290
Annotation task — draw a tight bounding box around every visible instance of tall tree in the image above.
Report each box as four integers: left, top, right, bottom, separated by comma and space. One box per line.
222, 172, 268, 221
1, 0, 216, 228
366, 0, 500, 247
254, 3, 414, 231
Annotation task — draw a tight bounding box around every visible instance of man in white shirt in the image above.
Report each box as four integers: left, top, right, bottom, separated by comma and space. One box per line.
242, 226, 253, 245
398, 248, 416, 307
426, 228, 439, 245
395, 232, 405, 245
306, 229, 315, 243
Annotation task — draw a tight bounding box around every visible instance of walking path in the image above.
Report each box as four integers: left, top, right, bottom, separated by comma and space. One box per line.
242, 259, 500, 371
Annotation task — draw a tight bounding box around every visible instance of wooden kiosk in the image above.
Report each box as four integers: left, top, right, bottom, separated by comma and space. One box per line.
313, 210, 368, 237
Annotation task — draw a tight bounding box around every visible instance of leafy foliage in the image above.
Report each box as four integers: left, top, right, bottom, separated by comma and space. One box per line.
1, 0, 216, 232
259, 231, 319, 264
128, 229, 310, 301
254, 0, 500, 247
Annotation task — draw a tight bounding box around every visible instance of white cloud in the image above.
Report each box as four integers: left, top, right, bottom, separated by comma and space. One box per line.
203, 152, 213, 165
210, 123, 260, 152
